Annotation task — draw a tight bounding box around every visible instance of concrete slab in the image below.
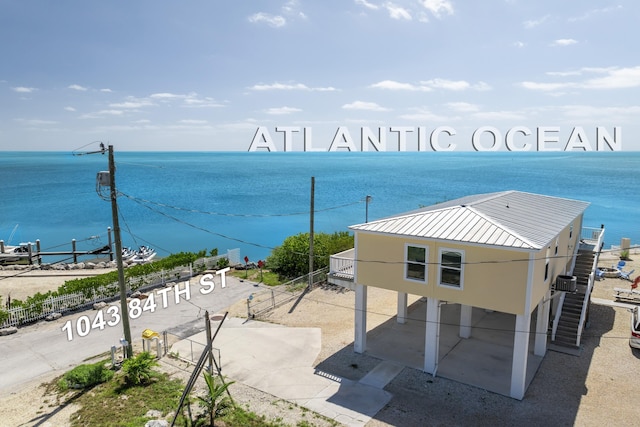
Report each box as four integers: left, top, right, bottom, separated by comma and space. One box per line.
366, 300, 544, 398
358, 360, 404, 389
170, 317, 392, 427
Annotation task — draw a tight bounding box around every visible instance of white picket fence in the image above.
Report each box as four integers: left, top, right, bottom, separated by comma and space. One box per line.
1, 250, 238, 328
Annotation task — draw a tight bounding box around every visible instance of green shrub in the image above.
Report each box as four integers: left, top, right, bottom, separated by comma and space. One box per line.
216, 257, 230, 269
267, 232, 354, 279
122, 351, 158, 386
58, 361, 114, 390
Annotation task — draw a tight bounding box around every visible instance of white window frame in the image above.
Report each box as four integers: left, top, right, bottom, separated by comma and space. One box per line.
438, 248, 464, 290
405, 244, 428, 283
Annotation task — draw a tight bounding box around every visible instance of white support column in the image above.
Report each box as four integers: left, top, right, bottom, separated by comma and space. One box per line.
459, 304, 472, 339
354, 284, 367, 353
424, 297, 440, 375
534, 291, 551, 356
397, 292, 408, 324
510, 312, 531, 400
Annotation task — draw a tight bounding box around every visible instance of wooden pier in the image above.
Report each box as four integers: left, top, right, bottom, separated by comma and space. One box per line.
0, 228, 115, 265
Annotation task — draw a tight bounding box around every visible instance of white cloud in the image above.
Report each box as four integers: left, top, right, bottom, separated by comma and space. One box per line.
80, 110, 125, 119
282, 0, 306, 19
568, 5, 622, 22
369, 80, 431, 91
583, 66, 640, 89
446, 102, 480, 113
100, 88, 113, 93
248, 12, 286, 28
559, 104, 640, 122
64, 106, 76, 112
371, 78, 490, 91
12, 86, 36, 93
356, 0, 453, 22
521, 66, 640, 91
398, 108, 450, 121
472, 110, 527, 121
418, 0, 454, 18
150, 92, 186, 99
384, 3, 412, 20
110, 100, 154, 109
551, 39, 578, 47
183, 97, 224, 108
523, 15, 549, 29
68, 84, 88, 91
249, 82, 337, 91
422, 78, 470, 91
264, 106, 302, 115
179, 119, 208, 124
342, 101, 390, 111
14, 118, 58, 126
355, 0, 379, 10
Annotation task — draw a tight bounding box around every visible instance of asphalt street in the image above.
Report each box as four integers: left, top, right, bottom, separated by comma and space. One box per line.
0, 273, 259, 393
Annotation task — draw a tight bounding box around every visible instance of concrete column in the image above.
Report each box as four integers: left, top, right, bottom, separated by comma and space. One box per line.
510, 312, 531, 400
397, 292, 408, 324
459, 304, 472, 338
354, 284, 367, 353
424, 297, 440, 375
534, 291, 550, 356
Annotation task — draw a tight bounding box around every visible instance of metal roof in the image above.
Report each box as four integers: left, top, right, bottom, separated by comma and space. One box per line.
349, 191, 590, 250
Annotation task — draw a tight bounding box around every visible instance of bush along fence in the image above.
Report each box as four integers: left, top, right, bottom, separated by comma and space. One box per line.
246, 267, 328, 319
0, 249, 240, 328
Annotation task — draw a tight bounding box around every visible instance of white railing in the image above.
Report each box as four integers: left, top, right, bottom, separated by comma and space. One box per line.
551, 292, 566, 342
575, 272, 595, 346
580, 227, 604, 243
329, 248, 355, 280
1, 250, 238, 328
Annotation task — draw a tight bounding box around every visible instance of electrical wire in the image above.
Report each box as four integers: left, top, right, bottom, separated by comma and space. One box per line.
118, 191, 365, 218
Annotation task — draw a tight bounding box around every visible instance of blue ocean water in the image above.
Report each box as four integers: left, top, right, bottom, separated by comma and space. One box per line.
0, 151, 638, 263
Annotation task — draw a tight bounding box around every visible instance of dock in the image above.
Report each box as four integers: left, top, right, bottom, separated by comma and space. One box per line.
0, 228, 115, 265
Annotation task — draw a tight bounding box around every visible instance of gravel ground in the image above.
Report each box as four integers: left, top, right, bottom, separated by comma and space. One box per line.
1, 249, 638, 426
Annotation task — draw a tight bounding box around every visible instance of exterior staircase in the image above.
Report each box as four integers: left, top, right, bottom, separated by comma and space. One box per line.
553, 249, 597, 348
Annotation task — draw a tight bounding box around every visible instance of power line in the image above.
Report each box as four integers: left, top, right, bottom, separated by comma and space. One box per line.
118, 191, 364, 218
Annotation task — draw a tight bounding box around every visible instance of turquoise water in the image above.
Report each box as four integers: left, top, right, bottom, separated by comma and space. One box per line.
0, 151, 638, 262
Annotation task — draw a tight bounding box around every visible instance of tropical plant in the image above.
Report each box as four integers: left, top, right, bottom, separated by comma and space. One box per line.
196, 372, 235, 426
266, 231, 354, 279
121, 351, 158, 386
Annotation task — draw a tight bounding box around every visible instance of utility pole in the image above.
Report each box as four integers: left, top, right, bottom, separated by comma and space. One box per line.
108, 145, 133, 358
365, 195, 372, 223
308, 177, 315, 289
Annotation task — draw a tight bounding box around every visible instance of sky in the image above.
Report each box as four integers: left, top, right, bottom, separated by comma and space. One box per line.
1, 0, 638, 152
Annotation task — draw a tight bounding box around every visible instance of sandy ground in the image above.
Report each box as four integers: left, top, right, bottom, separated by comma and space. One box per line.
1, 247, 639, 426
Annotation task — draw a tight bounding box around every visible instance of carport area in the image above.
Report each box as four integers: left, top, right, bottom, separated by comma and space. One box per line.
365, 298, 544, 398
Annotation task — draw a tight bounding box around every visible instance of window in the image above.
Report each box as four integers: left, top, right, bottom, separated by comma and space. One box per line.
406, 245, 427, 282
439, 249, 464, 288
544, 246, 550, 281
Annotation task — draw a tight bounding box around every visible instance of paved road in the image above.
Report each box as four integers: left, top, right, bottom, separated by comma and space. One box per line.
0, 273, 259, 393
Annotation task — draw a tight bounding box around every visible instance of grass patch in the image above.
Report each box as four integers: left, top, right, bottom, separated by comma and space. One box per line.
231, 269, 282, 286
50, 359, 334, 427
69, 371, 184, 427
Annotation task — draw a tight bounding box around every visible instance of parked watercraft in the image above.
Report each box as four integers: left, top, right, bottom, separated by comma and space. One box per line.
130, 246, 156, 264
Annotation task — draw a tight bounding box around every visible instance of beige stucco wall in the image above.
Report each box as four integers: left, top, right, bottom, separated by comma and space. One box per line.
355, 233, 530, 315
354, 213, 585, 316
528, 215, 584, 313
